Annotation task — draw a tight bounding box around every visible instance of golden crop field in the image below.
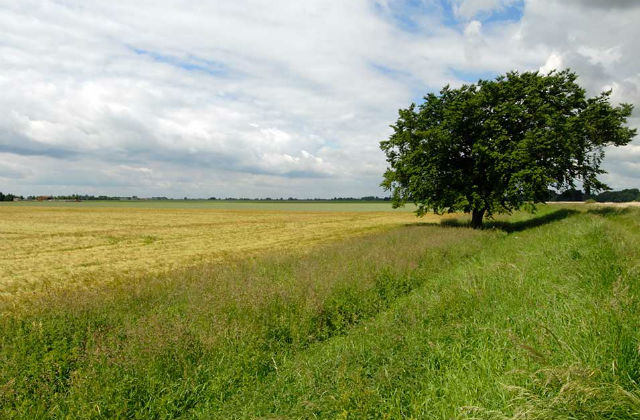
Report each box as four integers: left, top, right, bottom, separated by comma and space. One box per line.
0, 202, 440, 304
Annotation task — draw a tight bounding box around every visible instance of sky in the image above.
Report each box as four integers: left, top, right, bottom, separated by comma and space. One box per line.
1, 0, 639, 198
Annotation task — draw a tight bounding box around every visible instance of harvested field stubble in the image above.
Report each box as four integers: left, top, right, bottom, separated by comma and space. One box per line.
0, 204, 435, 304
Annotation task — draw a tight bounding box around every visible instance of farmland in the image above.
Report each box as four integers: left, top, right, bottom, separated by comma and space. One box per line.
1, 202, 639, 419
0, 201, 423, 307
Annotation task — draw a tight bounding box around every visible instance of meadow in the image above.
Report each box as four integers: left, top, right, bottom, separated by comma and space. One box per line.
1, 202, 639, 419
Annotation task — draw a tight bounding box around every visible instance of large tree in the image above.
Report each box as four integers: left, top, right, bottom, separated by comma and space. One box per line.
380, 70, 636, 228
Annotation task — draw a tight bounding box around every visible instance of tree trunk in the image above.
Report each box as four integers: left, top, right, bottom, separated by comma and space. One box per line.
471, 208, 485, 229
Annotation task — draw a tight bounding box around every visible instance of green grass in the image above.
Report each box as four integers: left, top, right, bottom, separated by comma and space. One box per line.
1, 206, 639, 419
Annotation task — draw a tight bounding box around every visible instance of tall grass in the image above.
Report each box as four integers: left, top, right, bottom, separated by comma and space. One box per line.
1, 206, 639, 419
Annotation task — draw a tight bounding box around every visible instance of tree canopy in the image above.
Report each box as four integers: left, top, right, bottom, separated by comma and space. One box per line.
380, 69, 636, 228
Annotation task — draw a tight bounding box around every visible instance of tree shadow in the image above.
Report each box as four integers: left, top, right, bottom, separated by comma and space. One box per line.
437, 208, 579, 233
586, 206, 630, 216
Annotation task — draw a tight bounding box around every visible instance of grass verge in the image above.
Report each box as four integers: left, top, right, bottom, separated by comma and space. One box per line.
1, 206, 639, 419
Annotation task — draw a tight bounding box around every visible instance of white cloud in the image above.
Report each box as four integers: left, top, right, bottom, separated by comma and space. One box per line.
464, 20, 483, 37
0, 0, 638, 197
539, 52, 563, 74
453, 0, 519, 20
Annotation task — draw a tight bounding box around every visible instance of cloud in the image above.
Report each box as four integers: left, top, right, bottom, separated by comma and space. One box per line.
452, 0, 522, 20
564, 0, 640, 10
0, 0, 638, 197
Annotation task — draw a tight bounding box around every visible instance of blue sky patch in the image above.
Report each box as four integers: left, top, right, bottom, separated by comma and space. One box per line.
130, 47, 229, 77
476, 1, 524, 25
373, 0, 442, 33
370, 63, 410, 79
450, 68, 498, 83
376, 0, 524, 33
438, 0, 458, 27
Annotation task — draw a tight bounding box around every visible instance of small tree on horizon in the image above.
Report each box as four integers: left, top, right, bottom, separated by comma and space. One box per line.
380, 69, 636, 228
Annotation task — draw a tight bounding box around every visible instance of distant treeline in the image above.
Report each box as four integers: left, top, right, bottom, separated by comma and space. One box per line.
0, 192, 24, 201
19, 194, 139, 201
11, 194, 392, 202
6, 190, 638, 203
549, 188, 640, 202
207, 196, 391, 201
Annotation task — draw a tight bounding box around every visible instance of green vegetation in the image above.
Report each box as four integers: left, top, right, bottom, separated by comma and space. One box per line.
1, 205, 639, 419
547, 188, 640, 203
19, 195, 392, 202
596, 188, 640, 203
0, 192, 23, 202
381, 69, 636, 227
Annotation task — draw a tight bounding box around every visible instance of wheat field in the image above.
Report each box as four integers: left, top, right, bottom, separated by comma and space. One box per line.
0, 202, 434, 303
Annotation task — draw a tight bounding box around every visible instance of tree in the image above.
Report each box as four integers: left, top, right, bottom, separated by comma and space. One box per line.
380, 70, 636, 228
596, 188, 640, 203
0, 192, 18, 201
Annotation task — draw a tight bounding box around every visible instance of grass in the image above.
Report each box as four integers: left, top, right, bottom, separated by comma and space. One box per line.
0, 205, 639, 419
0, 202, 426, 307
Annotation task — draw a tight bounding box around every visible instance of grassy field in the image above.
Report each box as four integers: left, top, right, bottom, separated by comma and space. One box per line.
1, 203, 639, 419
0, 201, 423, 307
